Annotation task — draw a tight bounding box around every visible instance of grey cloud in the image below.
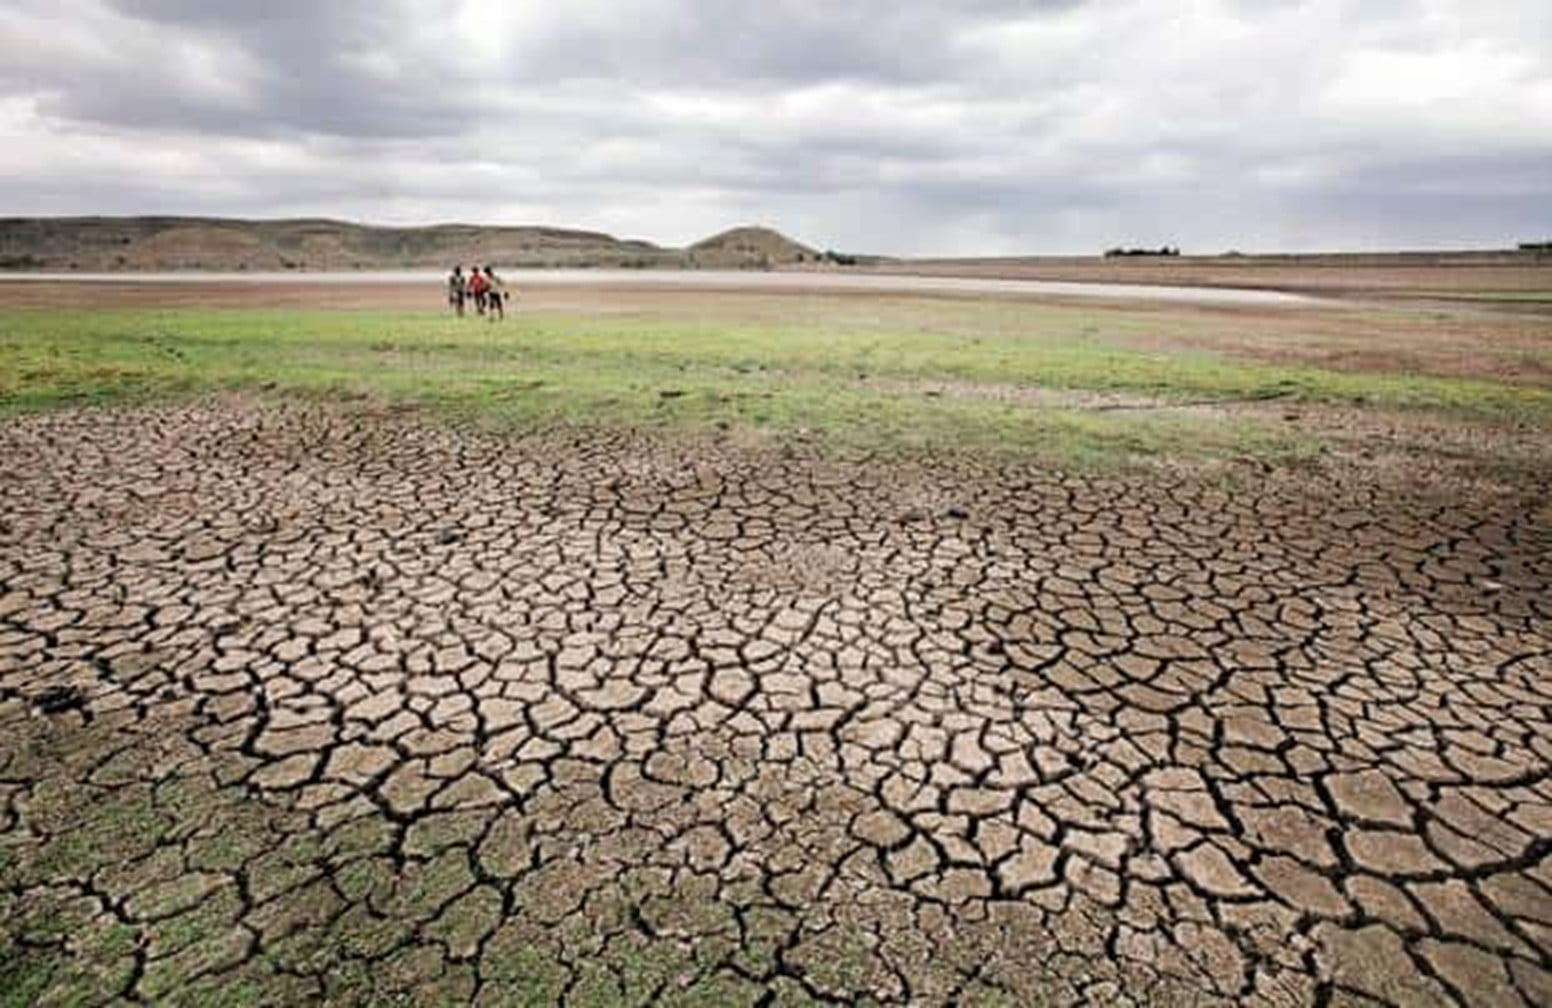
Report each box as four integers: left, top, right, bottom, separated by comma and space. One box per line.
31, 0, 1089, 139
483, 2, 1075, 88
0, 0, 1549, 254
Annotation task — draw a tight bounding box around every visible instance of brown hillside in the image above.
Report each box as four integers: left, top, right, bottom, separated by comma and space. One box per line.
689, 226, 818, 268
0, 216, 688, 271
125, 226, 287, 270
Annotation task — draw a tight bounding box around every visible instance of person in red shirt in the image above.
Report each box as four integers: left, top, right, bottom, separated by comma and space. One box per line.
467, 266, 489, 314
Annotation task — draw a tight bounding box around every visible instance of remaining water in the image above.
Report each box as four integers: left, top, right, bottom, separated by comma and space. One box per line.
0, 268, 1314, 306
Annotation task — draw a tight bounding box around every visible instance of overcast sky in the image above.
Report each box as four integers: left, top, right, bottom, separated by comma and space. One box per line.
2, 0, 1549, 255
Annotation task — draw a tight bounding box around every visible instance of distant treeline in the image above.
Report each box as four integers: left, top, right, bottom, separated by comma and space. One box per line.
811, 250, 888, 266
1520, 241, 1552, 252
1104, 246, 1181, 257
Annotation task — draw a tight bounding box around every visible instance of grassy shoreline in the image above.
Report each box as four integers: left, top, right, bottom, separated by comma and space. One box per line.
2, 304, 1547, 467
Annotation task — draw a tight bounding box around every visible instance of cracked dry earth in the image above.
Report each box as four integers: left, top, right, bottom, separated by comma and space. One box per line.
1, 401, 1549, 1007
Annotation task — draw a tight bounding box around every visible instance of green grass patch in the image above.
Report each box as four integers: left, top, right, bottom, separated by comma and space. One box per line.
2, 306, 1546, 464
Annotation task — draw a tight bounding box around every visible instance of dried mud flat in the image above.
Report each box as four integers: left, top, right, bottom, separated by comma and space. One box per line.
1, 400, 1549, 1006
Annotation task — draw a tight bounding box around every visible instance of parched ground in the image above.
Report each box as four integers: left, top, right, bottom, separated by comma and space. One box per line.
1, 399, 1548, 1006
869, 257, 1552, 302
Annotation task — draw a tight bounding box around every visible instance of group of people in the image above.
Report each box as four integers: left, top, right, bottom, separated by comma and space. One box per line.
447, 265, 508, 319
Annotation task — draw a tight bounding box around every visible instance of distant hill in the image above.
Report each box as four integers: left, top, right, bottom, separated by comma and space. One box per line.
0, 216, 825, 272
688, 226, 819, 268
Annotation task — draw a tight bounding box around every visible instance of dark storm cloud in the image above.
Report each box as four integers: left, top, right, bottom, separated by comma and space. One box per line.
16, 1, 1081, 140
472, 1, 1083, 89
1, 0, 1549, 253
14, 1, 471, 138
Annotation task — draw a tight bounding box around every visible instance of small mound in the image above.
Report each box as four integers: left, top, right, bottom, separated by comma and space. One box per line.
689, 225, 817, 266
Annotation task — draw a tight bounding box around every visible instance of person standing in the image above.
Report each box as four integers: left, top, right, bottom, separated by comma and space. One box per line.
468, 266, 489, 315
447, 265, 466, 316
483, 264, 506, 320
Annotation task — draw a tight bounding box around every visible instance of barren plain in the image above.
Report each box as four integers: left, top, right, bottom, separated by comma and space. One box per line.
1, 271, 1549, 1006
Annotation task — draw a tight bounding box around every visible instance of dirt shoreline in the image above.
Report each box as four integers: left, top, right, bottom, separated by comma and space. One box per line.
6, 251, 1551, 305
859, 259, 1552, 302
